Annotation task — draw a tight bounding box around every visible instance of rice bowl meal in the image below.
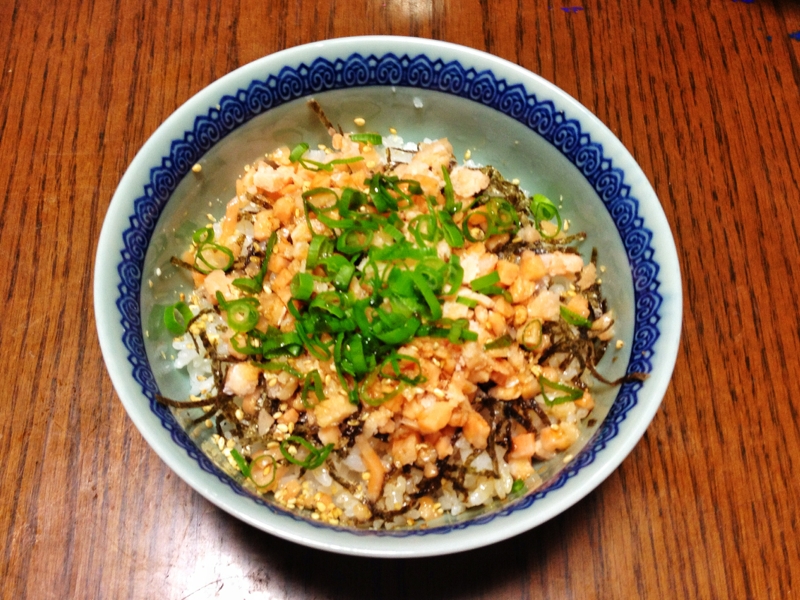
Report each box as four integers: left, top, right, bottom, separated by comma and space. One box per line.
96, 37, 681, 555
157, 102, 641, 530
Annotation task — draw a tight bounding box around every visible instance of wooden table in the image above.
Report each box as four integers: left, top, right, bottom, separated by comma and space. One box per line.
2, 1, 799, 598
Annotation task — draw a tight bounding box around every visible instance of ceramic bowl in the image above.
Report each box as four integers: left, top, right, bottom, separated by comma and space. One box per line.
94, 36, 682, 557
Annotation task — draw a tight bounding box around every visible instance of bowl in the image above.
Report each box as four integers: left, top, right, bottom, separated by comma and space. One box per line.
94, 36, 682, 557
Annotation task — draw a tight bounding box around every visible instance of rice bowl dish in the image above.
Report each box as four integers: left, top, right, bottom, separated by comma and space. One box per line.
94, 36, 681, 556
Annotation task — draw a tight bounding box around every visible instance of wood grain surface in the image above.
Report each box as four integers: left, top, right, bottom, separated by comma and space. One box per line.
2, 0, 799, 598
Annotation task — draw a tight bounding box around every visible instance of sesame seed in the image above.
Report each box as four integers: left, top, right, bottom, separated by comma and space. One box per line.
287, 445, 297, 455
235, 409, 244, 420
205, 419, 213, 428
316, 502, 327, 512
311, 513, 320, 520
616, 339, 625, 349
267, 441, 279, 448
551, 424, 560, 431
268, 378, 278, 387
600, 265, 607, 273
361, 472, 371, 480
366, 160, 376, 169
155, 267, 162, 276
464, 149, 471, 160
272, 411, 282, 419
192, 163, 202, 173
596, 278, 603, 284
512, 178, 520, 185
563, 454, 574, 464
288, 422, 294, 433
148, 280, 153, 288
295, 208, 302, 218
389, 127, 397, 134
226, 438, 235, 449
354, 117, 366, 126
277, 423, 289, 433
206, 213, 216, 222
217, 437, 225, 450
433, 388, 445, 398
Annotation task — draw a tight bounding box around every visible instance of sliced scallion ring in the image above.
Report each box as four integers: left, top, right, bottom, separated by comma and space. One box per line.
164, 301, 194, 336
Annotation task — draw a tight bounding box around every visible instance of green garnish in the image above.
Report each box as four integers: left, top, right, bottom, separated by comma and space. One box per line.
484, 334, 513, 350
532, 194, 562, 238
456, 296, 478, 308
233, 231, 278, 294
230, 448, 276, 489
521, 319, 543, 350
215, 292, 260, 333
279, 436, 334, 470
192, 226, 235, 274
560, 306, 593, 328
349, 132, 383, 145
538, 375, 584, 406
289, 143, 365, 172
164, 301, 194, 336
511, 479, 526, 494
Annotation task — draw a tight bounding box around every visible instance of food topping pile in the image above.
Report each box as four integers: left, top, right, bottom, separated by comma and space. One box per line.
160, 120, 621, 529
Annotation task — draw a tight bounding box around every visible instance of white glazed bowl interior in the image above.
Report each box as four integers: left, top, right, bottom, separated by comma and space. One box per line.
94, 36, 681, 557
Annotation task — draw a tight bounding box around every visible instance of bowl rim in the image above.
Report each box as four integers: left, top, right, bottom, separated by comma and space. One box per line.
94, 35, 682, 557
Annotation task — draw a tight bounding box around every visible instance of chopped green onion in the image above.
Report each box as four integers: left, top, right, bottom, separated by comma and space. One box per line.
521, 319, 543, 350
194, 239, 235, 274
164, 301, 194, 336
251, 360, 302, 379
532, 194, 562, 238
289, 143, 310, 163
300, 370, 325, 407
538, 375, 584, 406
456, 296, 478, 309
215, 292, 260, 333
230, 448, 251, 477
484, 334, 513, 350
336, 226, 374, 254
560, 306, 593, 328
349, 132, 383, 145
374, 317, 420, 345
290, 272, 315, 301
511, 479, 526, 494
411, 271, 443, 320
232, 231, 277, 293
470, 271, 501, 294
441, 166, 460, 215
230, 449, 277, 490
279, 436, 333, 469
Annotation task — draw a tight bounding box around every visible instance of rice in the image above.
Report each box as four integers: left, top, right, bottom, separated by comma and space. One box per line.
161, 129, 619, 529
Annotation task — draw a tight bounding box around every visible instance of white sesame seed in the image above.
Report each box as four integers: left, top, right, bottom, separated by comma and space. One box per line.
616, 339, 625, 349
512, 178, 520, 185
277, 423, 289, 433
464, 149, 471, 160
389, 127, 397, 134
354, 117, 366, 126
192, 163, 202, 173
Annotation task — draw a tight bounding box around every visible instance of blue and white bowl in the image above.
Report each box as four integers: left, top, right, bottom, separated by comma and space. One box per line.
94, 36, 682, 557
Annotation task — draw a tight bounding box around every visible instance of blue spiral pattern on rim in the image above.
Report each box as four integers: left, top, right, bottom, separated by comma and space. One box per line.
115, 51, 662, 537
